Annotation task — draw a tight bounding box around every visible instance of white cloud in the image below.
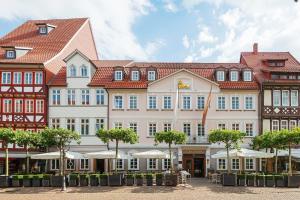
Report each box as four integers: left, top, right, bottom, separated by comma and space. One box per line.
0, 0, 159, 60
163, 0, 178, 13
182, 34, 190, 48
145, 39, 166, 59
197, 26, 218, 43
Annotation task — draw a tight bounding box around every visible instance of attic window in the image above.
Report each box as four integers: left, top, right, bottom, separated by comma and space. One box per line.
267, 60, 285, 67
5, 50, 15, 59
39, 26, 47, 34
115, 70, 123, 81
216, 71, 225, 81
148, 71, 156, 81
230, 71, 238, 81
243, 71, 252, 81
131, 71, 140, 81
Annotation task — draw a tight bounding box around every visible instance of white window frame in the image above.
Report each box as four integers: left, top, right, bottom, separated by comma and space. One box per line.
80, 65, 88, 77
245, 158, 255, 170
243, 71, 252, 81
183, 123, 191, 136
131, 71, 140, 81
182, 95, 191, 110
13, 72, 22, 84
52, 89, 61, 105
128, 158, 139, 170
291, 90, 299, 106
272, 120, 279, 131
113, 159, 124, 170
80, 119, 89, 135
232, 123, 240, 131
36, 99, 44, 114
231, 158, 240, 170
3, 99, 12, 113
273, 90, 281, 106
96, 89, 105, 105
163, 96, 172, 109
197, 96, 205, 110
217, 96, 226, 110
216, 71, 225, 81
35, 72, 43, 84
162, 158, 171, 170
281, 120, 288, 130
51, 118, 60, 128
39, 27, 47, 34
218, 123, 226, 130
81, 89, 90, 105
96, 118, 105, 132
6, 50, 15, 59
25, 99, 34, 113
80, 159, 89, 170
230, 71, 238, 81
2, 72, 11, 84
67, 118, 76, 131
114, 95, 123, 109
290, 120, 297, 130
14, 99, 23, 113
147, 158, 158, 170
114, 122, 123, 129
129, 95, 138, 109
197, 123, 205, 136
67, 89, 76, 105
24, 72, 33, 84
163, 123, 172, 132
114, 71, 123, 81
51, 159, 60, 170
129, 122, 138, 134
66, 159, 75, 170
148, 122, 157, 137
69, 65, 76, 77
244, 96, 254, 110
148, 71, 156, 81
282, 90, 289, 106
231, 96, 240, 110
217, 158, 227, 170
245, 122, 254, 137
148, 95, 157, 109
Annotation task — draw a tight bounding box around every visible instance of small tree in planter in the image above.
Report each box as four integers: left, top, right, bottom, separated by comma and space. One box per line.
265, 175, 275, 187
99, 173, 108, 186
0, 128, 16, 177
125, 174, 135, 186
79, 174, 89, 186
97, 128, 138, 186
246, 174, 255, 186
32, 174, 42, 187
12, 175, 23, 187
69, 174, 79, 187
155, 173, 163, 186
145, 173, 154, 186
90, 174, 99, 186
23, 175, 32, 187
208, 129, 245, 186
237, 174, 246, 186
135, 173, 144, 186
42, 174, 51, 187
256, 174, 265, 187
274, 174, 286, 187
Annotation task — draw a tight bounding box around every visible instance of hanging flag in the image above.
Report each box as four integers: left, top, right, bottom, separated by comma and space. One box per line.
202, 85, 212, 126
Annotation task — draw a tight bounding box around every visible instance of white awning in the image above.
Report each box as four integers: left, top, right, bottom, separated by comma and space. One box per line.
211, 148, 274, 159
85, 150, 127, 159
31, 151, 85, 160
277, 149, 300, 159
132, 150, 170, 159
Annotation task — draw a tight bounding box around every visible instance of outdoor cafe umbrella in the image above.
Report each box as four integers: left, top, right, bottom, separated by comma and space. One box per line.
211, 148, 274, 159
31, 151, 85, 160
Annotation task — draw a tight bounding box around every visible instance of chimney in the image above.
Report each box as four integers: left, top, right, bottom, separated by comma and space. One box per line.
253, 43, 258, 54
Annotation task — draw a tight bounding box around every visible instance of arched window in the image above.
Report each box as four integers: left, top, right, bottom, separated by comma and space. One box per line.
69, 65, 76, 77
80, 65, 88, 77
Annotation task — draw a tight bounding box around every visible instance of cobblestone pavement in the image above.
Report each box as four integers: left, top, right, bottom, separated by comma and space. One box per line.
1, 178, 300, 200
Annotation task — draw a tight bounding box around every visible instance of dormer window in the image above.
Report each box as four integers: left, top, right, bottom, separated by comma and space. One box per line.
36, 23, 56, 35
69, 65, 76, 77
148, 71, 156, 81
230, 71, 238, 81
39, 26, 47, 34
80, 65, 88, 77
243, 71, 252, 81
131, 71, 140, 81
216, 71, 225, 81
6, 50, 15, 59
115, 70, 123, 81
267, 60, 285, 67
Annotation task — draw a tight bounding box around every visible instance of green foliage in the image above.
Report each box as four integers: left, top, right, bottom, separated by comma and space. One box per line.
265, 175, 274, 180
12, 175, 23, 180
43, 174, 51, 180
99, 173, 108, 179
145, 173, 153, 179
135, 173, 144, 179
252, 131, 285, 150
208, 129, 245, 149
79, 174, 89, 179
0, 128, 16, 146
156, 173, 163, 179
15, 130, 39, 149
256, 174, 265, 180
154, 130, 186, 146
97, 128, 138, 144
32, 174, 43, 180
126, 174, 135, 179
69, 174, 79, 180
237, 174, 246, 180
23, 175, 32, 180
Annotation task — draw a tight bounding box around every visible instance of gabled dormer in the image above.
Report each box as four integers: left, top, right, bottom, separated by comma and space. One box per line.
36, 23, 56, 35
215, 67, 227, 81
113, 66, 124, 81
130, 67, 140, 81
242, 68, 253, 81
265, 59, 287, 67
147, 66, 157, 81
1, 46, 32, 59
229, 67, 240, 81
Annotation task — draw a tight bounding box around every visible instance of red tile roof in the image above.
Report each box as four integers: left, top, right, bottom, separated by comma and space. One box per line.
49, 60, 259, 90
0, 18, 88, 64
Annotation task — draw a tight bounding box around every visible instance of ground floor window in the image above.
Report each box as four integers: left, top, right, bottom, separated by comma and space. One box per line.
162, 159, 171, 170
218, 123, 226, 130
128, 158, 139, 170
51, 159, 60, 170
66, 159, 75, 170
217, 159, 227, 170
245, 158, 255, 170
80, 159, 89, 170
147, 158, 158, 170
114, 159, 124, 170
245, 123, 254, 136
231, 158, 240, 170
272, 120, 279, 131
51, 118, 60, 128
290, 120, 297, 130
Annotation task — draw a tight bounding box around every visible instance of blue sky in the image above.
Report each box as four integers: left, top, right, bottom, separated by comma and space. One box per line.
1, 0, 300, 62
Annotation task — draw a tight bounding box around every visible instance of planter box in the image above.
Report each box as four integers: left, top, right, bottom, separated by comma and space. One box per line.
146, 178, 153, 186
238, 178, 246, 186
275, 177, 286, 187
42, 179, 50, 187
247, 179, 255, 186
265, 179, 275, 187
156, 178, 163, 186
222, 174, 236, 186
136, 178, 143, 186
0, 176, 9, 188
165, 174, 178, 186
100, 176, 108, 186
288, 175, 300, 188
32, 179, 41, 187
69, 179, 78, 187
108, 174, 122, 186
90, 175, 99, 186
51, 176, 63, 187
23, 179, 32, 187
256, 177, 265, 187
79, 176, 89, 187
126, 178, 134, 186
12, 179, 21, 187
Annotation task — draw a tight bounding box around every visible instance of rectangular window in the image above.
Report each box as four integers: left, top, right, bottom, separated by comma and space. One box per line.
51, 159, 60, 170
217, 96, 226, 110
245, 96, 254, 110
96, 118, 105, 132
129, 158, 138, 170
231, 159, 240, 170
245, 123, 253, 136
131, 71, 140, 81
114, 96, 123, 109
13, 72, 22, 84
197, 123, 205, 136
115, 159, 123, 170
216, 71, 225, 81
24, 72, 33, 84
51, 118, 60, 128
245, 158, 254, 170
36, 100, 44, 113
163, 96, 172, 109
96, 89, 105, 105
5, 50, 15, 59
218, 123, 226, 130
273, 90, 281, 106
147, 158, 157, 170
3, 99, 12, 113
183, 123, 191, 136
272, 120, 279, 131
282, 90, 289, 106
218, 159, 226, 170
148, 123, 157, 136
52, 90, 61, 105
81, 119, 89, 135
68, 89, 76, 105
148, 71, 156, 81
230, 71, 238, 81
162, 159, 171, 170
114, 122, 122, 129
164, 123, 172, 132
66, 159, 75, 170
231, 96, 240, 110
129, 122, 138, 133
2, 72, 11, 84
114, 71, 123, 81
148, 96, 157, 109
25, 99, 34, 113
290, 120, 297, 130
281, 120, 288, 130
81, 89, 90, 105
14, 99, 23, 113
232, 123, 240, 131
197, 96, 205, 109
129, 95, 137, 109
243, 71, 252, 81
80, 159, 89, 170
35, 72, 43, 84
291, 90, 298, 106
67, 118, 75, 131
182, 96, 191, 110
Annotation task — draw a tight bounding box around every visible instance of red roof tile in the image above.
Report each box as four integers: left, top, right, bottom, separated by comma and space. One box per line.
0, 18, 88, 64
48, 67, 67, 86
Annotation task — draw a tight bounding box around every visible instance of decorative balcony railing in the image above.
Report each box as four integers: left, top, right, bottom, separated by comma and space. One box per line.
263, 106, 300, 116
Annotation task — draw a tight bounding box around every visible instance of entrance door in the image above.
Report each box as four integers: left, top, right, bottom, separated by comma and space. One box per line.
95, 159, 105, 173
183, 155, 194, 176
194, 158, 204, 177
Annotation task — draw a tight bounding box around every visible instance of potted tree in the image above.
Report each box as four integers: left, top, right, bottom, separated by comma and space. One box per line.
97, 128, 138, 186
209, 129, 245, 186
237, 174, 246, 186
125, 174, 134, 186
154, 130, 186, 186
274, 174, 286, 187
69, 174, 79, 187
265, 175, 275, 187
23, 175, 32, 187
42, 174, 51, 187
32, 174, 42, 187
79, 174, 89, 186
246, 174, 255, 186
146, 173, 153, 186
90, 174, 99, 186
12, 175, 22, 187
256, 174, 265, 187
135, 173, 144, 186
0, 128, 16, 187
99, 173, 108, 186
155, 173, 163, 186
